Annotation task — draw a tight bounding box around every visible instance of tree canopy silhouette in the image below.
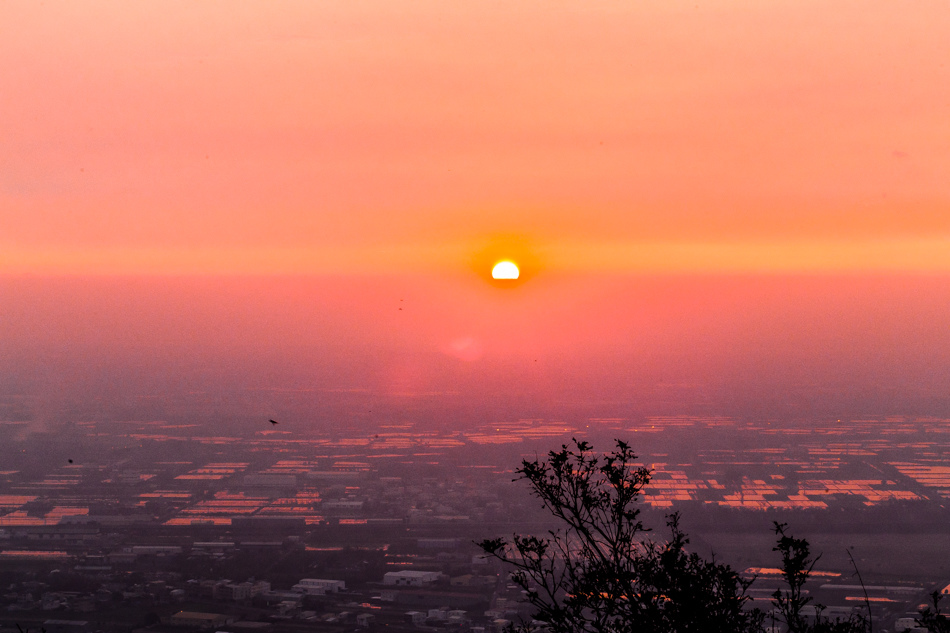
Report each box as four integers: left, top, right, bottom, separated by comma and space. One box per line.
478, 439, 764, 633
770, 521, 867, 633
478, 438, 950, 633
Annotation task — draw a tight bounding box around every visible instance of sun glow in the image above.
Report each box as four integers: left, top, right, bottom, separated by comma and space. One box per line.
492, 261, 520, 280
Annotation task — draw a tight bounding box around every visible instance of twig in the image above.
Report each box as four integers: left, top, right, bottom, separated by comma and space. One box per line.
846, 548, 872, 633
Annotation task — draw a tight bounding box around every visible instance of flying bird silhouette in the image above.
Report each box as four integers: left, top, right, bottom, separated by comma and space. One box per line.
269, 419, 279, 426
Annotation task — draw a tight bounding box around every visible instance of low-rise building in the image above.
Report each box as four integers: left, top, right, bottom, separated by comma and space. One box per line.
383, 570, 441, 586
405, 611, 426, 625
356, 613, 375, 628
41, 620, 89, 633
894, 617, 927, 632
131, 545, 182, 556
168, 611, 233, 629
292, 578, 346, 594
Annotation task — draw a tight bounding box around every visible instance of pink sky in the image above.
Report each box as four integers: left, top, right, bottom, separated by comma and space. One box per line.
4, 274, 950, 420
2, 0, 950, 275
3, 2, 950, 418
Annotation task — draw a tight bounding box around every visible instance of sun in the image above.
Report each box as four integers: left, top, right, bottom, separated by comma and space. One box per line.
471, 235, 538, 286
491, 261, 520, 280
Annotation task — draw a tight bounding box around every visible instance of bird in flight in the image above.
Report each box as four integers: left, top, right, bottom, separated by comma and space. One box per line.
269, 419, 279, 426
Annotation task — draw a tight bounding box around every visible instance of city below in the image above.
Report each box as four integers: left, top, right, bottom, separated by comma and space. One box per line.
1, 412, 948, 633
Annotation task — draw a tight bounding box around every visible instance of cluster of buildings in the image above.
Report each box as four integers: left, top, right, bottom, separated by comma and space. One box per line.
0, 416, 948, 631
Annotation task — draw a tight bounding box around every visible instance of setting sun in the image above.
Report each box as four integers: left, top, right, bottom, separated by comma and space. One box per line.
492, 261, 520, 280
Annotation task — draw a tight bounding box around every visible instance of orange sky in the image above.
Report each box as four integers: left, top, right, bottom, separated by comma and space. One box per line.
3, 0, 950, 275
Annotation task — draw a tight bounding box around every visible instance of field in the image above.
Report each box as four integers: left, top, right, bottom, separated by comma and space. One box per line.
695, 530, 950, 586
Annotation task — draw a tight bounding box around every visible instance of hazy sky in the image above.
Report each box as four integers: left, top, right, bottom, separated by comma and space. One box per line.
2, 2, 950, 422
3, 0, 950, 275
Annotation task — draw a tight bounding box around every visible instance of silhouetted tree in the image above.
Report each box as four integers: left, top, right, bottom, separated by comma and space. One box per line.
479, 438, 947, 633
478, 439, 764, 633
917, 592, 950, 633
771, 522, 867, 633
